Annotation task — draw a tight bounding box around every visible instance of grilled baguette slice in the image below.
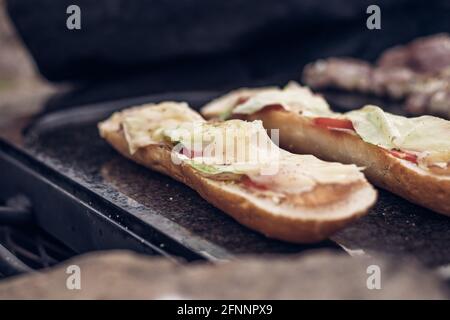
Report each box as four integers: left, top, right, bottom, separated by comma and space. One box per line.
201, 86, 450, 216
99, 103, 377, 243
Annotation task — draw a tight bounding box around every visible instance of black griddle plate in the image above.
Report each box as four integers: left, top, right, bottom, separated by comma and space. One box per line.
13, 91, 450, 266
17, 92, 335, 262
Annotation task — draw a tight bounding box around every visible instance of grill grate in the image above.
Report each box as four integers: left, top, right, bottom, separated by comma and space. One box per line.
0, 224, 76, 276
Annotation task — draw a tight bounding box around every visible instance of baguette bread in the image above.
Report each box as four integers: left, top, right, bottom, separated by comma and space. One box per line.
201, 83, 450, 216
99, 102, 377, 243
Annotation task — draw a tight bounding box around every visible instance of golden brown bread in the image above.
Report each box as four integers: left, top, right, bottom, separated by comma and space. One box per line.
99, 106, 377, 243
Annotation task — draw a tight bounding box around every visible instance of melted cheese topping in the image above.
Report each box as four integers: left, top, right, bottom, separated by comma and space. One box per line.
219, 83, 450, 169
346, 106, 450, 152
248, 154, 363, 194
107, 103, 364, 194
201, 86, 278, 119
118, 102, 205, 154
165, 120, 280, 173
165, 120, 364, 190
234, 82, 334, 117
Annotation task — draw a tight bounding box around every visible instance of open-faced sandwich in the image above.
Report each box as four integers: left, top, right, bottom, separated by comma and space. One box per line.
99, 102, 376, 243
201, 82, 450, 216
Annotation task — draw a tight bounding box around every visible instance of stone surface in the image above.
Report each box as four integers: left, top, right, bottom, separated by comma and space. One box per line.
23, 116, 333, 259
0, 249, 447, 299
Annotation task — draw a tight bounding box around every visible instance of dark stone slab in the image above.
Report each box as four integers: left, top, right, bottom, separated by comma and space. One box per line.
19, 92, 450, 267
20, 92, 336, 260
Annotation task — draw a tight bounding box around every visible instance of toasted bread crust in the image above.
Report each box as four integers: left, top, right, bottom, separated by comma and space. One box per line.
243, 109, 450, 216
100, 126, 377, 243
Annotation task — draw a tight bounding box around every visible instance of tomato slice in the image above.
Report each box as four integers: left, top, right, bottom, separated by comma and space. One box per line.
388, 149, 418, 164
241, 176, 269, 191
180, 147, 203, 159
235, 96, 249, 106
313, 117, 355, 130
232, 103, 285, 119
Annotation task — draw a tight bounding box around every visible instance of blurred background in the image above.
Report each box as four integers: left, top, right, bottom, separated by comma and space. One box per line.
0, 0, 58, 125
2, 0, 450, 110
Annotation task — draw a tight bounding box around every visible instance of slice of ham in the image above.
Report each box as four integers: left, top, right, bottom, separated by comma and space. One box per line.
313, 117, 355, 131
387, 149, 418, 164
